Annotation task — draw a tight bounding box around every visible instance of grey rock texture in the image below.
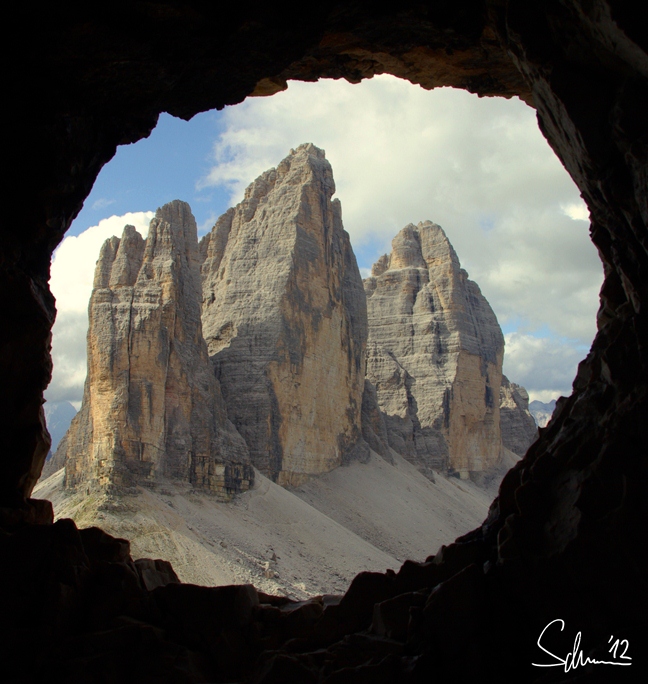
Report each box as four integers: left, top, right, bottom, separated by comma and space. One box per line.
364, 222, 505, 478
200, 144, 367, 486
498, 375, 538, 456
360, 379, 394, 464
59, 201, 251, 497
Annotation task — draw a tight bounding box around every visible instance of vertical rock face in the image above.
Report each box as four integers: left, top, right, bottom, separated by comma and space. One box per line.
499, 375, 538, 456
200, 144, 367, 486
60, 201, 252, 497
364, 222, 505, 478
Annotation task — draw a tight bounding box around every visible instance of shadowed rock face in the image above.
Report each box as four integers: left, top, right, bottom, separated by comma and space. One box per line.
365, 222, 505, 478
2, 2, 648, 682
59, 201, 251, 497
499, 375, 538, 455
200, 144, 367, 485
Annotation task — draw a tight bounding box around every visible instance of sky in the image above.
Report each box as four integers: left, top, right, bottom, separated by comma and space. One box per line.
47, 75, 603, 408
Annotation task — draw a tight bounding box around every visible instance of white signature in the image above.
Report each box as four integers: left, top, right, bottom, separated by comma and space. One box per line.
532, 619, 632, 671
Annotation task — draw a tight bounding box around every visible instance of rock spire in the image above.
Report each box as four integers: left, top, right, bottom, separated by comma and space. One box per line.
59, 201, 252, 497
200, 144, 367, 486
56, 155, 535, 494
364, 221, 507, 478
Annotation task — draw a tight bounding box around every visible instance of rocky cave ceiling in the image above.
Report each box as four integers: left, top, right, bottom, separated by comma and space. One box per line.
1, 1, 646, 682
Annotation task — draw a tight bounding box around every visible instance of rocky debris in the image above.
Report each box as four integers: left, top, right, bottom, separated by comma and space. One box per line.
58, 201, 251, 497
200, 144, 367, 486
37, 442, 493, 597
364, 222, 506, 479
498, 375, 538, 456
529, 398, 557, 428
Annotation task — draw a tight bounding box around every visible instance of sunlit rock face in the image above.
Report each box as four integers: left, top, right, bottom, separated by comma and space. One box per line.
200, 144, 367, 485
59, 201, 252, 497
364, 222, 506, 478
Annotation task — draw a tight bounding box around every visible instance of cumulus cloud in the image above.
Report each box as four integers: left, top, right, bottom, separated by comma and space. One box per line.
503, 332, 589, 402
45, 311, 90, 404
45, 212, 154, 403
200, 75, 603, 395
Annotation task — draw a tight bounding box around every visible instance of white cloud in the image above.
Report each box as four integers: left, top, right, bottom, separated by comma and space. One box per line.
91, 197, 116, 210
45, 311, 90, 403
503, 332, 589, 401
359, 267, 372, 279
197, 211, 219, 237
46, 211, 154, 403
51, 212, 153, 314
561, 201, 590, 221
530, 390, 563, 405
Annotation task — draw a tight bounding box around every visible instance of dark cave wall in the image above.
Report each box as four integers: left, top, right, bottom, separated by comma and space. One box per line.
1, 2, 647, 679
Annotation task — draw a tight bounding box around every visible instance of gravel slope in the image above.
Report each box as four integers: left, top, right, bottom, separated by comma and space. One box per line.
35, 452, 493, 599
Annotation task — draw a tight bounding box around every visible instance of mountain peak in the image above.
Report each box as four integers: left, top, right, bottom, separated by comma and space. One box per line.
59, 203, 251, 497
200, 146, 366, 485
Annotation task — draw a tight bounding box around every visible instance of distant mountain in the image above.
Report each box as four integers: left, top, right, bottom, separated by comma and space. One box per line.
529, 399, 557, 428
44, 400, 77, 452
499, 376, 539, 455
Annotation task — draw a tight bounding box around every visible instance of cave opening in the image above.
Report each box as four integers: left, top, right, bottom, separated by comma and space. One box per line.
3, 3, 646, 680
38, 76, 602, 598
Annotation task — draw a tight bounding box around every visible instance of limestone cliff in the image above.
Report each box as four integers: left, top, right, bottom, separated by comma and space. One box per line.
59, 201, 252, 497
364, 222, 506, 478
200, 144, 367, 486
499, 375, 538, 456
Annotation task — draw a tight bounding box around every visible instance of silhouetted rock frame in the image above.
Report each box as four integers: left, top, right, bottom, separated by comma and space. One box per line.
1, 2, 646, 681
